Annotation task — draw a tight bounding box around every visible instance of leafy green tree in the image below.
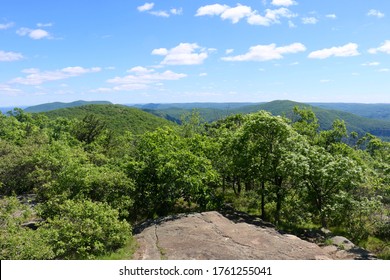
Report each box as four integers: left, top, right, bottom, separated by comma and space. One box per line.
236, 111, 299, 224
130, 127, 219, 219
72, 114, 107, 144
303, 145, 362, 227
291, 106, 319, 139
318, 119, 348, 149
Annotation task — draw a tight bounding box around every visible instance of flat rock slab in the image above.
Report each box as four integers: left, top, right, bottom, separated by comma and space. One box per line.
133, 211, 333, 260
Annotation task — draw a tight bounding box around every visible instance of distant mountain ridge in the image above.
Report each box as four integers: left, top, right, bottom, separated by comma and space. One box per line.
136, 100, 390, 138
310, 103, 390, 121
24, 100, 112, 113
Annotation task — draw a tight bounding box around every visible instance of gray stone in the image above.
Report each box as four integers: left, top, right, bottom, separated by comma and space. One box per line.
133, 211, 333, 260
330, 236, 355, 250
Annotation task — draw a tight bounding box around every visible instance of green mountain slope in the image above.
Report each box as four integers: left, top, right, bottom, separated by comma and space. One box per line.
42, 104, 176, 135
132, 102, 258, 110
311, 103, 390, 121
25, 100, 112, 113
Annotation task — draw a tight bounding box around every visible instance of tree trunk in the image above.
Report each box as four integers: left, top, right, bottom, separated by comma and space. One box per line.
261, 181, 266, 221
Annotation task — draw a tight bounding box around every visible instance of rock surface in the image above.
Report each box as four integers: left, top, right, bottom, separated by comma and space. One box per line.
133, 211, 334, 260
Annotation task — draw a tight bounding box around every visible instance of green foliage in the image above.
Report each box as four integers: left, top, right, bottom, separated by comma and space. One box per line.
130, 127, 219, 219
39, 199, 131, 260
0, 197, 55, 260
72, 114, 107, 144
1, 104, 389, 259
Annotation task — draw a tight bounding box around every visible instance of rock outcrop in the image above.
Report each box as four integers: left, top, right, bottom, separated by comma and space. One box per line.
133, 211, 334, 260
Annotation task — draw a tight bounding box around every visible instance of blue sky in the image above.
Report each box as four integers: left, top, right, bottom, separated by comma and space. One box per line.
1, 0, 390, 106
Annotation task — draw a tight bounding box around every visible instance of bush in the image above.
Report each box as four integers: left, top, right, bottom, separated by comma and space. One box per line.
0, 197, 54, 259
40, 199, 131, 259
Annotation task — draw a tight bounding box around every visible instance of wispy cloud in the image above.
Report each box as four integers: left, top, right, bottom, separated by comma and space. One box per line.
149, 10, 170, 17
367, 9, 385, 18
16, 27, 50, 40
222, 42, 306, 62
361, 62, 380, 66
10, 67, 101, 85
0, 50, 24, 62
37, 23, 53, 27
137, 2, 182, 18
152, 43, 209, 65
0, 84, 21, 95
326, 14, 337, 19
302, 17, 318, 24
98, 66, 187, 92
0, 22, 14, 30
308, 43, 360, 59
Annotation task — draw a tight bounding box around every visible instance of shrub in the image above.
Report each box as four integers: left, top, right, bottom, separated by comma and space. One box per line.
40, 199, 131, 259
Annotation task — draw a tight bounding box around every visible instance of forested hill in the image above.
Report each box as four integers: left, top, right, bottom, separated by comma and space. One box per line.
24, 100, 112, 113
42, 104, 176, 135
142, 100, 390, 138
311, 103, 390, 121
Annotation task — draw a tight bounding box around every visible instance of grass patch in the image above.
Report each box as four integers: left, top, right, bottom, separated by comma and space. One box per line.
98, 237, 138, 260
360, 236, 390, 260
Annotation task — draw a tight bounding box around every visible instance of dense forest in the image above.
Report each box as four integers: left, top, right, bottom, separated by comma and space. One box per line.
0, 104, 389, 259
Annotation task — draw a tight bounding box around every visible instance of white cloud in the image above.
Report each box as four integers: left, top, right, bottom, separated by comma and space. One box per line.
367, 9, 384, 18
10, 66, 101, 85
271, 0, 297, 7
151, 48, 169, 56
199, 73, 208, 77
0, 22, 14, 30
0, 50, 24, 62
220, 4, 253, 23
103, 67, 187, 92
288, 20, 297, 28
368, 40, 390, 54
320, 79, 332, 83
137, 2, 154, 12
195, 4, 229, 16
138, 2, 182, 17
302, 17, 318, 24
225, 49, 234, 54
170, 8, 183, 15
0, 84, 21, 95
17, 27, 50, 40
152, 43, 209, 65
149, 10, 170, 17
222, 42, 306, 62
248, 7, 297, 26
308, 43, 360, 59
128, 66, 155, 73
196, 4, 296, 26
378, 68, 389, 72
37, 22, 53, 27
326, 14, 337, 19
361, 62, 380, 66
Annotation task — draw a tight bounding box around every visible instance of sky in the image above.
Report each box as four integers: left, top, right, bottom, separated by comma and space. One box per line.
1, 0, 390, 106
